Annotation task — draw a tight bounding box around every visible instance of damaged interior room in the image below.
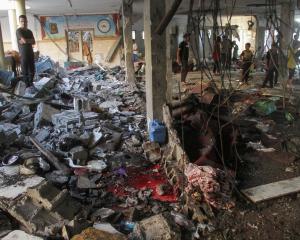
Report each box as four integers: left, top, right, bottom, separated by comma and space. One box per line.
1, 0, 300, 239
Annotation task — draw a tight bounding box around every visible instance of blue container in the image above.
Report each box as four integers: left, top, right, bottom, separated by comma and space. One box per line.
149, 120, 166, 144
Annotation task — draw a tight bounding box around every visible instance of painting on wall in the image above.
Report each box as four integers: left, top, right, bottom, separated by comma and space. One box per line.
40, 14, 120, 40
49, 23, 58, 34
68, 31, 80, 52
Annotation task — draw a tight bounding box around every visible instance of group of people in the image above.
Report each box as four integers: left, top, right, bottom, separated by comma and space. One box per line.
176, 31, 296, 88
212, 36, 239, 75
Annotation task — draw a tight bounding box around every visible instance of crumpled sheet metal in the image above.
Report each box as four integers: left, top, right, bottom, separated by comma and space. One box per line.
184, 163, 235, 210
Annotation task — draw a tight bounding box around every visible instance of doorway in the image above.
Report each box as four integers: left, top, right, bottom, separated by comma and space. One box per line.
67, 30, 94, 63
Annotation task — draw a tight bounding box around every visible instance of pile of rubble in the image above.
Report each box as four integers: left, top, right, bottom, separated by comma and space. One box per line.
0, 61, 220, 240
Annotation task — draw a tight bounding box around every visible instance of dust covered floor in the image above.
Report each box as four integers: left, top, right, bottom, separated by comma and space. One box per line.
172, 70, 300, 240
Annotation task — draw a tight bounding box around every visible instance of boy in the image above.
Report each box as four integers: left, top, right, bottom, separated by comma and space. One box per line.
240, 43, 253, 84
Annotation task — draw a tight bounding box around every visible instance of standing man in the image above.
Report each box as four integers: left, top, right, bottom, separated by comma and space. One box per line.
16, 15, 35, 87
177, 33, 190, 83
262, 43, 279, 88
221, 35, 232, 70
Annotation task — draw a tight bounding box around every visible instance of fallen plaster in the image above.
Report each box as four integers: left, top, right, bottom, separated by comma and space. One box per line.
0, 175, 44, 200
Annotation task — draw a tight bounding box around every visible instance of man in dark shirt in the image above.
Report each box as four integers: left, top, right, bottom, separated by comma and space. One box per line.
177, 33, 190, 83
263, 43, 279, 88
16, 15, 35, 87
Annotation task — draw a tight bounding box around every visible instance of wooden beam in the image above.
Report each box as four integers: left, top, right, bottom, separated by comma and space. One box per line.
29, 136, 70, 174
105, 35, 122, 62
242, 176, 300, 203
155, 0, 183, 35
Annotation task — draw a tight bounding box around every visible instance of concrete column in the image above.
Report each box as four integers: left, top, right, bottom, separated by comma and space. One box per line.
256, 27, 265, 49
122, 0, 136, 86
166, 0, 173, 103
144, 0, 167, 121
8, 9, 18, 51
15, 0, 26, 19
256, 26, 265, 58
280, 3, 294, 54
279, 2, 294, 77
0, 23, 6, 69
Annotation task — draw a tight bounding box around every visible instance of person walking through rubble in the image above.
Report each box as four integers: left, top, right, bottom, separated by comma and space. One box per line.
16, 15, 35, 87
212, 36, 221, 75
240, 43, 253, 84
262, 43, 279, 88
177, 33, 190, 83
287, 37, 300, 89
220, 35, 232, 70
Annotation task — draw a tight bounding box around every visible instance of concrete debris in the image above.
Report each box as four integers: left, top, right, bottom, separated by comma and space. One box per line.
71, 227, 126, 240
0, 58, 244, 239
14, 81, 27, 96
34, 103, 60, 128
1, 180, 82, 235
0, 175, 44, 199
93, 223, 123, 235
52, 110, 99, 129
0, 210, 12, 238
90, 208, 115, 222
2, 230, 43, 240
132, 213, 181, 240
69, 146, 88, 165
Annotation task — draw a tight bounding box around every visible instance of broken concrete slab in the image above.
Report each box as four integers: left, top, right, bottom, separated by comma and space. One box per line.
7, 195, 63, 235
1, 179, 82, 235
133, 213, 181, 240
29, 137, 70, 173
14, 81, 27, 96
45, 170, 69, 185
27, 181, 68, 210
52, 110, 99, 129
77, 175, 98, 189
34, 103, 60, 129
1, 104, 22, 121
35, 128, 51, 142
34, 77, 55, 91
90, 208, 115, 222
2, 230, 43, 240
0, 176, 44, 200
73, 96, 92, 111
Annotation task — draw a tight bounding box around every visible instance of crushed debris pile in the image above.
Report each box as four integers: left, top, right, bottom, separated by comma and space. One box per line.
185, 163, 234, 210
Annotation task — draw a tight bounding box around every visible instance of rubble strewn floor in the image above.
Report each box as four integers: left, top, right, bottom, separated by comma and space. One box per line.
1, 62, 300, 239
170, 71, 300, 239
0, 63, 182, 239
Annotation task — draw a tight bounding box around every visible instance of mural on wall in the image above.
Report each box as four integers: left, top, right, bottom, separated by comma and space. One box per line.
40, 14, 120, 40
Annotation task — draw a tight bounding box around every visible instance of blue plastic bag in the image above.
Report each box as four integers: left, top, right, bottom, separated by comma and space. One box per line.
149, 120, 166, 144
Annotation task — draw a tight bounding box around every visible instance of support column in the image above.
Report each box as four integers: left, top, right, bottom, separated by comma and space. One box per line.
166, 0, 173, 103
256, 26, 265, 58
15, 0, 26, 19
144, 0, 167, 121
122, 0, 136, 86
279, 2, 294, 77
8, 9, 18, 51
0, 23, 6, 69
